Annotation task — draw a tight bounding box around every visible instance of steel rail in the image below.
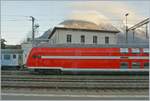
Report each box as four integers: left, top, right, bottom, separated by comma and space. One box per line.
2, 81, 148, 89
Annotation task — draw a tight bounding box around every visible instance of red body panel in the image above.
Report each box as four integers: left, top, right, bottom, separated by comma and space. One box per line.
26, 48, 149, 70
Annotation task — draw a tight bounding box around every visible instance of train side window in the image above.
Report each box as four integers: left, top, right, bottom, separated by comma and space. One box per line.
120, 48, 128, 53
131, 48, 140, 54
143, 48, 149, 54
120, 62, 128, 69
4, 54, 10, 60
132, 62, 140, 69
144, 63, 149, 69
13, 54, 16, 59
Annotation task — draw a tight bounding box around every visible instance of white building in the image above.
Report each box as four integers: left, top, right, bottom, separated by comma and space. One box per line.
48, 20, 119, 45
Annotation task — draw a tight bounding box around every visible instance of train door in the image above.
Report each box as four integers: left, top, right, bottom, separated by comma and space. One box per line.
120, 48, 129, 69
18, 54, 23, 67
12, 54, 17, 66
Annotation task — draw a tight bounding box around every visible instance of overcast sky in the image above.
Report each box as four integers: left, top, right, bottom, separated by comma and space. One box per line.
1, 0, 150, 45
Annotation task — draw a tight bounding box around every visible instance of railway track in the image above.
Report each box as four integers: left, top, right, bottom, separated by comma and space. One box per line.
1, 70, 149, 100
1, 70, 149, 89
2, 81, 148, 89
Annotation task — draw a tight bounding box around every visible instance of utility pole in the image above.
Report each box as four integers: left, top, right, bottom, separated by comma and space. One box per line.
30, 16, 35, 42
125, 13, 129, 43
146, 24, 148, 38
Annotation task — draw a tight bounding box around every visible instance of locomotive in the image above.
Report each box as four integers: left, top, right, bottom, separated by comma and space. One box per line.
25, 44, 149, 74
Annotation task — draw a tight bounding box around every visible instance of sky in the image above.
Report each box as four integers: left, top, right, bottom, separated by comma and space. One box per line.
1, 0, 150, 45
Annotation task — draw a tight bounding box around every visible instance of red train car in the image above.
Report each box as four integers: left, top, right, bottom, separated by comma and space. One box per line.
26, 45, 149, 74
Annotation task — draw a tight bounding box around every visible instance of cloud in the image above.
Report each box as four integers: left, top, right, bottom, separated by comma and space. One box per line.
68, 11, 110, 25
69, 1, 147, 26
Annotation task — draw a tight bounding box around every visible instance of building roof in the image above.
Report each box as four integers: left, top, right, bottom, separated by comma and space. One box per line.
60, 20, 119, 32
59, 20, 99, 30
48, 20, 120, 39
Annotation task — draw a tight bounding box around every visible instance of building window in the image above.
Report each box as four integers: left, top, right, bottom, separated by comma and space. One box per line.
120, 62, 128, 69
132, 62, 140, 69
13, 54, 16, 59
4, 54, 10, 60
81, 35, 85, 43
144, 63, 149, 69
67, 34, 72, 43
93, 36, 97, 44
105, 36, 109, 44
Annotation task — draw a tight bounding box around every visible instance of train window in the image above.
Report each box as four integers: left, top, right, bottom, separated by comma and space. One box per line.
144, 63, 149, 69
120, 48, 128, 53
120, 62, 128, 69
132, 62, 140, 69
131, 48, 140, 54
13, 54, 16, 59
143, 48, 149, 54
4, 54, 10, 60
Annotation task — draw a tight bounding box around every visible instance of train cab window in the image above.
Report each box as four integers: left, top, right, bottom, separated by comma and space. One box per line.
13, 54, 16, 59
132, 62, 140, 69
4, 54, 10, 60
144, 63, 149, 69
120, 48, 128, 53
131, 48, 140, 54
120, 62, 128, 69
143, 48, 149, 54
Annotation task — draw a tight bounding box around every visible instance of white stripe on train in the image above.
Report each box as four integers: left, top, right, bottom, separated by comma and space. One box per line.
41, 56, 149, 59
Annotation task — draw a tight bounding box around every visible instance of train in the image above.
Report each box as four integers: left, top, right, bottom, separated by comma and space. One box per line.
1, 49, 23, 70
25, 44, 149, 74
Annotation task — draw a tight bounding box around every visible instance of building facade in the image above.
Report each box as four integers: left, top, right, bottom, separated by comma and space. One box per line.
49, 28, 118, 45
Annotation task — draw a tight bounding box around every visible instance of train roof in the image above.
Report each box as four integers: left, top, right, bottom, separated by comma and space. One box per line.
1, 49, 23, 54
34, 43, 149, 48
